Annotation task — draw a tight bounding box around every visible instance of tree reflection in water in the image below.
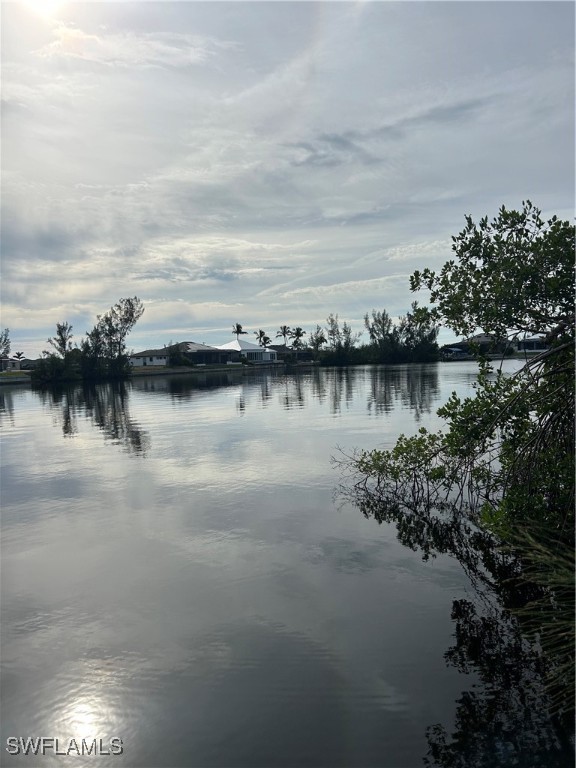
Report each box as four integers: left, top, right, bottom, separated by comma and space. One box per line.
37, 382, 150, 455
366, 364, 440, 420
337, 480, 574, 767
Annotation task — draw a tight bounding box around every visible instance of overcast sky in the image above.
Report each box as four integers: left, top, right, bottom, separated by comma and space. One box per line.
1, 0, 574, 357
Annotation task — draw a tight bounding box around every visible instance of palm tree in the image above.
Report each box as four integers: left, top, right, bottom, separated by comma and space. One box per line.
290, 327, 306, 361
290, 327, 306, 346
233, 323, 248, 341
255, 330, 271, 347
276, 325, 291, 348
12, 351, 24, 371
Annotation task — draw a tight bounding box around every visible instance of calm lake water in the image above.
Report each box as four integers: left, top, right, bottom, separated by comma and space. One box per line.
2, 361, 557, 767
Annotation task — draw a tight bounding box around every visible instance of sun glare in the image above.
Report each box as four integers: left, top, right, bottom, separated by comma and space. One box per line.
21, 0, 66, 19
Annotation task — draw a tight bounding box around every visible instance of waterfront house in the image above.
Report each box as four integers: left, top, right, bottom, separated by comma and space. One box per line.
268, 344, 314, 363
130, 342, 239, 368
1, 357, 21, 372
515, 336, 548, 354
129, 348, 170, 367
215, 338, 279, 363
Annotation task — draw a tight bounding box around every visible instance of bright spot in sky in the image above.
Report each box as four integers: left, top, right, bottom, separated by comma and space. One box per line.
21, 0, 65, 19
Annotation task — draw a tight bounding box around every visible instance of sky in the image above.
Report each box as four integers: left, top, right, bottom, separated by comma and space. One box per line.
1, 0, 574, 358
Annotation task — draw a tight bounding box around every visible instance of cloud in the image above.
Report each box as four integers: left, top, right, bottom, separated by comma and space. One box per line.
1, 1, 573, 356
34, 24, 230, 69
265, 275, 410, 302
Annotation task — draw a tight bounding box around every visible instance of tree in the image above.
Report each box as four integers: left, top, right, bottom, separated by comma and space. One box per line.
397, 302, 439, 362
255, 329, 271, 347
289, 327, 306, 347
308, 325, 327, 359
100, 297, 144, 360
81, 297, 144, 378
276, 325, 291, 346
13, 352, 24, 361
47, 321, 74, 358
0, 328, 10, 358
341, 321, 361, 353
289, 326, 306, 361
364, 309, 393, 346
410, 200, 573, 342
324, 314, 361, 364
343, 203, 574, 728
325, 314, 341, 350
233, 323, 247, 340
351, 202, 574, 530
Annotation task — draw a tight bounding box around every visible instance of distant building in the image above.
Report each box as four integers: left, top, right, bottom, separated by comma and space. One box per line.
515, 336, 548, 354
441, 333, 510, 358
129, 342, 240, 368
170, 342, 240, 365
129, 348, 170, 367
1, 357, 21, 372
215, 338, 279, 363
268, 344, 314, 362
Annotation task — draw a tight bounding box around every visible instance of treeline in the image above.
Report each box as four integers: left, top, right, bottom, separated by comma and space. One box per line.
245, 301, 439, 365
31, 297, 144, 385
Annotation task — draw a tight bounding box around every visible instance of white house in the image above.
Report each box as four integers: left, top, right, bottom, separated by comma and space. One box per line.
216, 338, 278, 363
129, 348, 170, 367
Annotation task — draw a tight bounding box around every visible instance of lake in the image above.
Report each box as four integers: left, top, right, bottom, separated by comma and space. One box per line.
1, 361, 564, 767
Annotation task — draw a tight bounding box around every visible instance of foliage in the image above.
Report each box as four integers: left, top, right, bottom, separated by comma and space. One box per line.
340, 203, 575, 737
167, 344, 193, 367
83, 297, 144, 378
290, 326, 306, 347
32, 297, 145, 384
233, 323, 247, 340
254, 329, 271, 347
47, 321, 74, 358
0, 328, 10, 358
276, 325, 291, 346
362, 303, 439, 363
411, 200, 574, 341
322, 314, 362, 365
308, 325, 327, 359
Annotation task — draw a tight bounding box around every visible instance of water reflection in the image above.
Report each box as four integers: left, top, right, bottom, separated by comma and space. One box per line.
425, 600, 574, 768
127, 364, 440, 418
340, 478, 574, 766
3, 363, 494, 768
36, 383, 150, 455
366, 364, 440, 420
0, 388, 16, 426
131, 370, 246, 400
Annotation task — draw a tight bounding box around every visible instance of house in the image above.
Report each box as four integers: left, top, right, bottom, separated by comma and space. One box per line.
440, 347, 472, 361
268, 344, 314, 363
129, 342, 240, 368
215, 338, 279, 363
129, 348, 170, 367
515, 336, 548, 354
1, 357, 21, 372
168, 342, 240, 366
441, 333, 510, 357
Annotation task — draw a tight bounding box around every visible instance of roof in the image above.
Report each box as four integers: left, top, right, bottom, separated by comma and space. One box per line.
180, 341, 221, 353
132, 341, 225, 357
131, 348, 169, 357
216, 339, 267, 351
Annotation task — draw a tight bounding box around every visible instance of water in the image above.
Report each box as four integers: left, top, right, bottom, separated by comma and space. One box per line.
1, 361, 543, 767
